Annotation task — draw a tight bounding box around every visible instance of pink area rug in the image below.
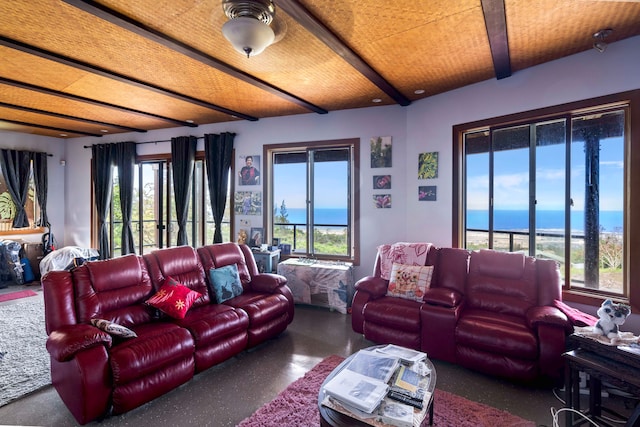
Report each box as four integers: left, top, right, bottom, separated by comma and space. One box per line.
0, 289, 37, 303
238, 355, 536, 427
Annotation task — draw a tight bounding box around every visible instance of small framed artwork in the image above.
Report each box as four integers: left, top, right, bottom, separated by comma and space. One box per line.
272, 238, 280, 247
234, 191, 262, 216
237, 154, 261, 186
373, 194, 391, 208
370, 136, 392, 168
419, 186, 437, 201
249, 227, 264, 247
373, 175, 391, 189
418, 152, 438, 179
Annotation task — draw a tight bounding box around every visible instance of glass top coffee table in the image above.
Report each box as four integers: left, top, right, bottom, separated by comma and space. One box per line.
318, 345, 436, 427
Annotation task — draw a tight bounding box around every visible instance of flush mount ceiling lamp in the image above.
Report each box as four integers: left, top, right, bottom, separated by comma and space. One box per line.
593, 28, 613, 53
222, 0, 276, 58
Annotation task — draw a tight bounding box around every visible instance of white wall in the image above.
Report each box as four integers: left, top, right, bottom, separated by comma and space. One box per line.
10, 35, 639, 283
0, 130, 65, 244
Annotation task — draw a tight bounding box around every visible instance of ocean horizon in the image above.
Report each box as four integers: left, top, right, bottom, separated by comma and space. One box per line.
467, 209, 623, 233
277, 207, 623, 233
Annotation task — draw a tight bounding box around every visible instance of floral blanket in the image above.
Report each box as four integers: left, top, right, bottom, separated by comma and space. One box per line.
377, 242, 431, 280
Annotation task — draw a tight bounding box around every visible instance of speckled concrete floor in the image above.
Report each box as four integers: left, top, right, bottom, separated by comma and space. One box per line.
0, 301, 635, 427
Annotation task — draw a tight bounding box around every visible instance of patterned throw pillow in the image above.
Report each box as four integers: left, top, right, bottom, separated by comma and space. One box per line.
91, 318, 137, 339
209, 264, 243, 303
145, 277, 202, 319
386, 263, 434, 302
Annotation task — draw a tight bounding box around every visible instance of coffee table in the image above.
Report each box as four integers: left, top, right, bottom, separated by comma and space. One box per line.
318, 346, 436, 426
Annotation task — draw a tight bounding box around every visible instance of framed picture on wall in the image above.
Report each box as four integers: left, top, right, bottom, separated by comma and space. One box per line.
373, 175, 391, 189
249, 227, 264, 247
418, 186, 437, 201
237, 155, 261, 186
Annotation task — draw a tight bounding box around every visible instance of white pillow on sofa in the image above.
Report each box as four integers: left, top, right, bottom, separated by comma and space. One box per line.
386, 263, 433, 302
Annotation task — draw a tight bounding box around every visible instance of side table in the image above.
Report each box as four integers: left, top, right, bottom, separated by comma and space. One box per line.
277, 258, 354, 314
252, 249, 280, 273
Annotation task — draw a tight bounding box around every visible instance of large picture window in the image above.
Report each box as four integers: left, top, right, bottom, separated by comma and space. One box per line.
104, 155, 232, 257
265, 138, 359, 264
454, 90, 640, 308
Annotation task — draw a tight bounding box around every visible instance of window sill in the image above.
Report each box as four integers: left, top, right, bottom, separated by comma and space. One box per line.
0, 227, 46, 236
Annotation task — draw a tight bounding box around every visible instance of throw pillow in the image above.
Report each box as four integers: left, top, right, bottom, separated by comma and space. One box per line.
387, 263, 434, 302
145, 277, 202, 319
209, 264, 243, 303
90, 318, 137, 339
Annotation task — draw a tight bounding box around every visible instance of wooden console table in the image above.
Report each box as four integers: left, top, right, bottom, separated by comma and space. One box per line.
564, 334, 640, 427
277, 258, 354, 314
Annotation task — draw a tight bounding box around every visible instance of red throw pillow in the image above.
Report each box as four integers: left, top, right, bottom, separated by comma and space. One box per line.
146, 277, 201, 319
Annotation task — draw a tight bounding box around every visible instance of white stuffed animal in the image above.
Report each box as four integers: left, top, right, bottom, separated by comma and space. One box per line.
593, 299, 631, 344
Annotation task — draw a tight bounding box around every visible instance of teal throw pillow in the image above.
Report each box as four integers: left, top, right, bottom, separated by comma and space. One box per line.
209, 264, 243, 303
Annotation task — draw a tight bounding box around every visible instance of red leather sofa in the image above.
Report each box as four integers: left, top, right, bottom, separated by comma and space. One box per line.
42, 243, 294, 424
351, 244, 572, 382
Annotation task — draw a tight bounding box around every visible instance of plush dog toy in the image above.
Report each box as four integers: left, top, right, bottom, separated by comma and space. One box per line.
593, 299, 631, 343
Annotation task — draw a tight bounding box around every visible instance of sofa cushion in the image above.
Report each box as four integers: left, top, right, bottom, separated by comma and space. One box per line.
225, 291, 290, 325
363, 297, 422, 332
377, 243, 431, 280
145, 277, 201, 319
91, 318, 137, 339
387, 263, 433, 302
209, 264, 243, 303
173, 304, 249, 345
109, 322, 194, 385
455, 309, 538, 359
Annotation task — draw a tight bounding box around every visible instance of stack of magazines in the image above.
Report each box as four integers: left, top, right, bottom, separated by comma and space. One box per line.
322, 350, 399, 413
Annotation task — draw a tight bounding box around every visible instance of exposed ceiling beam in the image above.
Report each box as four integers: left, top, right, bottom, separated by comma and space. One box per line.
0, 118, 104, 137
0, 36, 256, 123
61, 0, 328, 115
275, 0, 411, 107
481, 0, 512, 80
0, 77, 196, 128
0, 101, 147, 133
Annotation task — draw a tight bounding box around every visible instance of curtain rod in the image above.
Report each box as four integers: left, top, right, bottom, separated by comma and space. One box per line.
83, 136, 205, 149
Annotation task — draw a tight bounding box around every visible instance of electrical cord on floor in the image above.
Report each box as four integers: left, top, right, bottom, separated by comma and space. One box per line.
551, 386, 631, 425
551, 407, 600, 427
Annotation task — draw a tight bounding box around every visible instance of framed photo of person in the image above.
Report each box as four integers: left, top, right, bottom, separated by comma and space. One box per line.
237, 155, 261, 186
249, 227, 264, 247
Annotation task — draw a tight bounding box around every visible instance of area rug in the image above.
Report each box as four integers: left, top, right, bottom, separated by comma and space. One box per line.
0, 289, 37, 303
0, 294, 51, 407
237, 355, 536, 427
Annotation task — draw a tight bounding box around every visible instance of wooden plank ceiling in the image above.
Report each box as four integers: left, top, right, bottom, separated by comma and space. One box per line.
0, 0, 638, 138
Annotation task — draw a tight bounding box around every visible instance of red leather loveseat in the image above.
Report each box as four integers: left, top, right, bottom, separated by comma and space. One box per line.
351, 243, 572, 382
42, 243, 293, 424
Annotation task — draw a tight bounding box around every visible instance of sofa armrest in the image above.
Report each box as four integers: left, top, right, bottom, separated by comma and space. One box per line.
423, 287, 463, 308
46, 324, 112, 362
354, 276, 388, 299
250, 273, 287, 293
527, 306, 572, 332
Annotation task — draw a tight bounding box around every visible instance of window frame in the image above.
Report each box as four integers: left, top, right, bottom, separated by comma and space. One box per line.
0, 159, 45, 235
92, 150, 234, 256
264, 138, 360, 265
453, 89, 640, 310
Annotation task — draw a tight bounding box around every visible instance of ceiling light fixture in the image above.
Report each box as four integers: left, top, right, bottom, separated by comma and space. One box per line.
593, 28, 613, 53
222, 0, 276, 58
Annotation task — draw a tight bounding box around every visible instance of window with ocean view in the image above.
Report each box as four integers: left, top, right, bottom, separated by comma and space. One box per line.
455, 94, 633, 302
265, 139, 359, 263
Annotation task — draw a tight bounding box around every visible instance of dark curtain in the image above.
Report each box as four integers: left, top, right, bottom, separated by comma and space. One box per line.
171, 136, 197, 246
204, 132, 235, 243
33, 152, 49, 228
0, 149, 32, 228
115, 142, 137, 255
92, 144, 115, 259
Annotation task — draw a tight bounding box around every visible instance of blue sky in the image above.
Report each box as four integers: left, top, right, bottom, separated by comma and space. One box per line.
274, 161, 348, 210
466, 136, 624, 212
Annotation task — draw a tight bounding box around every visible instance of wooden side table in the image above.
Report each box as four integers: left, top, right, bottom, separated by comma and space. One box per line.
564, 334, 640, 427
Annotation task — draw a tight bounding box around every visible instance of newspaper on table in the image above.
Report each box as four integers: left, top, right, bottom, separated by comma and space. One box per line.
323, 368, 389, 413
322, 394, 432, 427
375, 344, 427, 364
